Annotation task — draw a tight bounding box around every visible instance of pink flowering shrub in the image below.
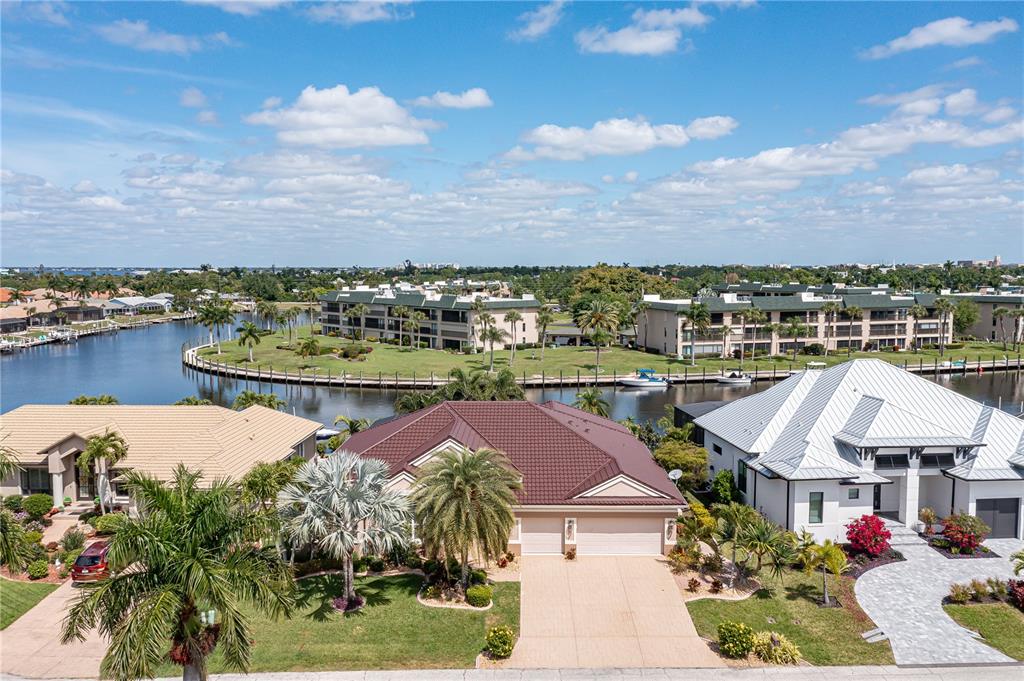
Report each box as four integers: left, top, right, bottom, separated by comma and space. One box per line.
845, 514, 892, 557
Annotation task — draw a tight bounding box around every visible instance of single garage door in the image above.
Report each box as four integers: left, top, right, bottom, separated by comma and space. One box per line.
576, 516, 663, 555
977, 498, 1020, 539
520, 516, 563, 554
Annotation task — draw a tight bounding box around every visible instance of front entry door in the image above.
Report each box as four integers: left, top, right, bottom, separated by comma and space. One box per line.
872, 484, 881, 511
75, 465, 95, 500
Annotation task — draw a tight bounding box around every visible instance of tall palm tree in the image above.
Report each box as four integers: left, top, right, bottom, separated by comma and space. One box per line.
285, 307, 301, 345
442, 367, 486, 401
333, 415, 371, 443
411, 447, 522, 590
733, 310, 748, 368
635, 301, 651, 349
719, 325, 732, 360
783, 316, 808, 362
536, 307, 555, 361
196, 302, 233, 354
469, 299, 488, 352
232, 390, 286, 410
576, 299, 620, 370
78, 431, 129, 514
236, 321, 261, 363
62, 466, 294, 681
843, 305, 863, 357
73, 278, 92, 306
281, 452, 410, 608
573, 387, 609, 417
303, 289, 321, 334
801, 538, 849, 607
1013, 310, 1024, 353
994, 307, 1010, 350
820, 302, 840, 357
909, 303, 928, 353
410, 310, 427, 350
255, 300, 278, 331
678, 302, 711, 366
934, 298, 954, 356
391, 305, 410, 348
481, 325, 509, 372
348, 303, 370, 340
744, 308, 767, 364
503, 310, 523, 366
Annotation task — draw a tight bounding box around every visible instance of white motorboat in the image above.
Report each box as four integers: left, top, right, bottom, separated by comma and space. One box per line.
716, 370, 753, 385
619, 368, 669, 388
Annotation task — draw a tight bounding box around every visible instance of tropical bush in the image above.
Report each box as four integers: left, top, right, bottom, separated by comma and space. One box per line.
752, 631, 802, 664
564, 547, 576, 561
423, 584, 442, 600
710, 579, 724, 594
465, 584, 492, 607
26, 559, 49, 580
845, 514, 892, 557
942, 513, 990, 553
92, 512, 127, 535
1008, 580, 1024, 610
61, 527, 86, 551
368, 556, 386, 573
3, 495, 23, 512
802, 343, 826, 356
485, 626, 516, 659
404, 553, 423, 570
717, 621, 755, 658
987, 578, 1008, 600
948, 583, 971, 604
23, 494, 54, 520
653, 441, 708, 491
710, 470, 741, 504
919, 507, 938, 534
685, 492, 716, 533
970, 578, 989, 601
23, 530, 44, 546
687, 577, 701, 592
470, 569, 487, 585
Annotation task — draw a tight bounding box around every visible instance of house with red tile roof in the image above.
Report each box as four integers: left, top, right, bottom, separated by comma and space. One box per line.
342, 401, 686, 556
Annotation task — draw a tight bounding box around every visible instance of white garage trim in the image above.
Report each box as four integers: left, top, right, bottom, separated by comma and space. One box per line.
520, 515, 564, 555
576, 516, 663, 556
575, 474, 668, 498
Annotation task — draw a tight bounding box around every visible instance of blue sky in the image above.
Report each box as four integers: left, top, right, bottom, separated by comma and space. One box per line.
1, 1, 1022, 267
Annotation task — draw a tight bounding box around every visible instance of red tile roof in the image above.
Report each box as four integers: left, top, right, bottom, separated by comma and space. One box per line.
342, 401, 684, 506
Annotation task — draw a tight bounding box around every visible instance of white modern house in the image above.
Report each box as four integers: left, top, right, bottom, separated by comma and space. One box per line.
696, 359, 1024, 542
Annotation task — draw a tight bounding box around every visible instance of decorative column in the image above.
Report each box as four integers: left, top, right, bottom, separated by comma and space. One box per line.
51, 472, 64, 509
898, 469, 920, 529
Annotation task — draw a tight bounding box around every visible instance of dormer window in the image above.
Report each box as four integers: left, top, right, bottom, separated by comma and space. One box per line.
920, 454, 955, 469
875, 454, 909, 469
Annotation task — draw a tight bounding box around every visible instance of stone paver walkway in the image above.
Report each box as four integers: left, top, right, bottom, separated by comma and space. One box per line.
0, 580, 104, 679
508, 556, 722, 669
854, 519, 1024, 666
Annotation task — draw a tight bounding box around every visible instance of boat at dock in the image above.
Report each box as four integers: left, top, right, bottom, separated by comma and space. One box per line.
619, 368, 669, 388
716, 370, 754, 385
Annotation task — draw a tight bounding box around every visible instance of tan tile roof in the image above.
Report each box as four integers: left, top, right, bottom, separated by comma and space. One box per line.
0, 404, 321, 481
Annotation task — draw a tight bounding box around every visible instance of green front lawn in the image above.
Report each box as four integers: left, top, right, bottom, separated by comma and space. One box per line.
198, 326, 1023, 380
160, 573, 518, 673
0, 577, 58, 630
944, 603, 1024, 660
686, 569, 894, 665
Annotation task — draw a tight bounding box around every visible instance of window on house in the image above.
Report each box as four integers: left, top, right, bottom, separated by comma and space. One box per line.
20, 468, 52, 494
737, 460, 747, 495
713, 443, 722, 454
808, 492, 824, 524
848, 488, 860, 500
920, 454, 956, 468
875, 454, 909, 469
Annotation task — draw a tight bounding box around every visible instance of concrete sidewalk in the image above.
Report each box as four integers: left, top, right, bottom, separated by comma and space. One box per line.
3, 665, 1022, 681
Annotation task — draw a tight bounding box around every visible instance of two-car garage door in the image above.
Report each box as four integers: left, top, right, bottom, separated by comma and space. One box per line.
520, 515, 663, 555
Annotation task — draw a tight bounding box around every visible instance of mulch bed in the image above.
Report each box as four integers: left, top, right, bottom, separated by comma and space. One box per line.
925, 537, 1001, 559
843, 548, 906, 578
0, 564, 65, 584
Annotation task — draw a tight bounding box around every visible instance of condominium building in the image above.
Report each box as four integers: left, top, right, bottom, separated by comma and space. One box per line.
638, 292, 951, 358
319, 289, 541, 350
951, 292, 1024, 344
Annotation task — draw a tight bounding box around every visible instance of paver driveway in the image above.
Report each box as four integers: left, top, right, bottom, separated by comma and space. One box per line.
855, 520, 1024, 666
507, 555, 722, 668
0, 580, 104, 679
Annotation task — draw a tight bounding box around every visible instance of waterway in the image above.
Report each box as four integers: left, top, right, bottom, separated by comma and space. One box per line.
3, 318, 1023, 426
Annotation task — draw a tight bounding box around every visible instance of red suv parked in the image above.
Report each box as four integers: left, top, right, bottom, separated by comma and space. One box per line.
71, 541, 110, 583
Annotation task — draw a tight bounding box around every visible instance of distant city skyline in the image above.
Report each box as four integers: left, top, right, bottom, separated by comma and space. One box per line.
1, 1, 1022, 266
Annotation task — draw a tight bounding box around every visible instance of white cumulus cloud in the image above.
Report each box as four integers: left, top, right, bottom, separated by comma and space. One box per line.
575, 6, 710, 56
411, 88, 493, 109
95, 20, 233, 55
245, 84, 436, 148
184, 0, 289, 16
508, 1, 565, 41
861, 16, 1019, 60
306, 1, 413, 25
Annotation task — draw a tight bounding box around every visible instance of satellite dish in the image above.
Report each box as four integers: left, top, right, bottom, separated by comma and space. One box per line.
668, 469, 683, 481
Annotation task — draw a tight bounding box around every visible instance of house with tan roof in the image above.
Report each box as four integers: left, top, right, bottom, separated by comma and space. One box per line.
0, 404, 321, 509
342, 401, 685, 556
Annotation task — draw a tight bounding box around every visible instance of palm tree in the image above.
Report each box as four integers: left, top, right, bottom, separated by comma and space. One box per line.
69, 394, 120, 405
576, 299, 620, 370
783, 316, 808, 362
0, 445, 22, 481
173, 396, 212, 406
719, 325, 732, 360
636, 301, 651, 349
394, 391, 443, 414
333, 415, 371, 443
196, 302, 233, 354
733, 310, 748, 368
236, 321, 261, 363
281, 452, 410, 608
678, 302, 711, 366
573, 387, 609, 417
537, 307, 555, 361
744, 308, 767, 365
738, 516, 785, 573
1011, 548, 1024, 576
411, 446, 522, 590
1013, 310, 1024, 353
61, 466, 294, 681
468, 299, 487, 352
481, 325, 509, 372
503, 310, 523, 366
256, 300, 278, 331
232, 390, 287, 410
410, 310, 427, 350
391, 305, 410, 348
843, 305, 863, 357
820, 302, 840, 357
934, 298, 954, 356
909, 303, 928, 353
73, 278, 92, 306
0, 507, 29, 573
303, 289, 321, 334
712, 501, 758, 587
240, 459, 301, 512
78, 431, 129, 514
483, 367, 525, 400
442, 367, 486, 400
801, 538, 849, 607
994, 307, 1010, 350
297, 336, 320, 358
285, 307, 301, 345
348, 303, 370, 340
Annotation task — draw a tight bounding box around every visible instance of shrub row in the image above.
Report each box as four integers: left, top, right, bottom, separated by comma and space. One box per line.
717, 621, 801, 664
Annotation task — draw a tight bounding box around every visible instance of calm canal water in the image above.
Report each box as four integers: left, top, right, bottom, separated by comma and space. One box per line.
3, 319, 1024, 427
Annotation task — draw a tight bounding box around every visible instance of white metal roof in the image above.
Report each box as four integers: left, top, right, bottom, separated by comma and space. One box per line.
696, 359, 1024, 482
